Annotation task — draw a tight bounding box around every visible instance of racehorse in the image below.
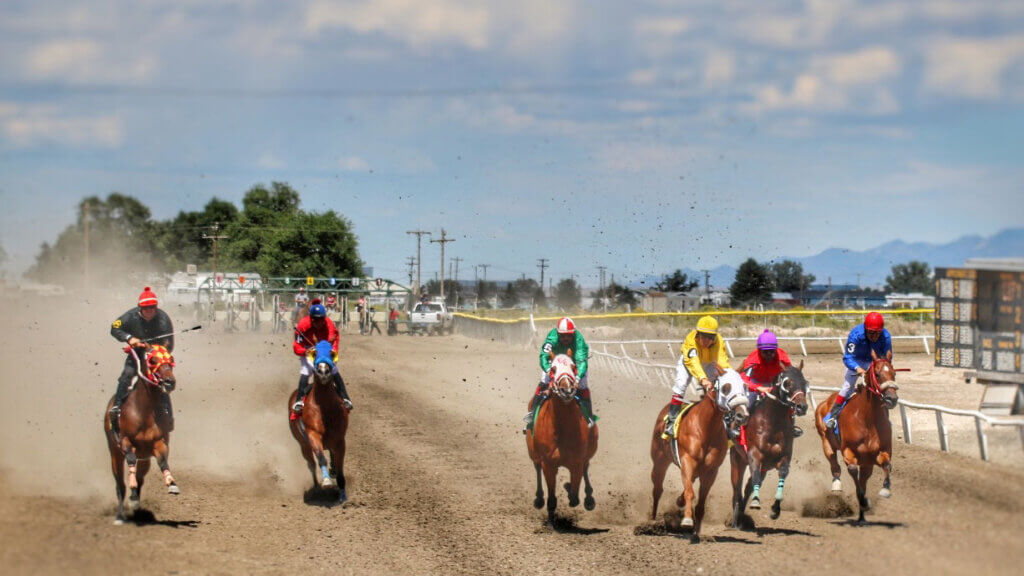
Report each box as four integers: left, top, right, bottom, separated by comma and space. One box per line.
814, 349, 900, 523
294, 300, 310, 324
730, 362, 808, 527
103, 345, 179, 524
289, 340, 349, 504
650, 365, 749, 541
525, 351, 599, 526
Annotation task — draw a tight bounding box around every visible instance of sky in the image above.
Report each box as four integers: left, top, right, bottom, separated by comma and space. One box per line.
1, 0, 1022, 287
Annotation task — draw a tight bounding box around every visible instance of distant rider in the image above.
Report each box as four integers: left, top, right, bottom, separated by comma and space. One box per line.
823, 312, 892, 430
109, 286, 175, 422
739, 329, 802, 437
524, 317, 596, 431
663, 315, 732, 439
292, 300, 354, 413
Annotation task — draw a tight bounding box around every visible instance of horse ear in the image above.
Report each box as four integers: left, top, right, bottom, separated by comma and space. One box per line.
871, 348, 878, 361
886, 349, 892, 361
798, 359, 804, 371
567, 348, 573, 359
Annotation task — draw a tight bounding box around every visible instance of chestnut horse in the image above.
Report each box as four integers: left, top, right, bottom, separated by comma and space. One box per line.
814, 350, 899, 523
103, 345, 179, 524
650, 367, 749, 541
730, 362, 808, 527
289, 340, 349, 504
526, 351, 599, 525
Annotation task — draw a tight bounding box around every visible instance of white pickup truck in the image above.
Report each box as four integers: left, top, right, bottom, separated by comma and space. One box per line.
408, 301, 453, 335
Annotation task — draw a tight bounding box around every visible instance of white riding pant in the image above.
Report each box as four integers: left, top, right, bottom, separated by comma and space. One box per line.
838, 359, 870, 399
541, 371, 589, 390
300, 355, 339, 377
672, 355, 701, 398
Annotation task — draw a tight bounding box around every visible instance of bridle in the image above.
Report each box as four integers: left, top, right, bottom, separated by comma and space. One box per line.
864, 358, 902, 408
770, 369, 807, 413
128, 345, 176, 393
548, 357, 579, 401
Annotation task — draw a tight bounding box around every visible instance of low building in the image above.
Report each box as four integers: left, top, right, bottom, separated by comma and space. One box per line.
886, 292, 935, 308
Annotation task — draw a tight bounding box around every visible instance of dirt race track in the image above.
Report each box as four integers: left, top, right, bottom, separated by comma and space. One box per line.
2, 297, 1023, 575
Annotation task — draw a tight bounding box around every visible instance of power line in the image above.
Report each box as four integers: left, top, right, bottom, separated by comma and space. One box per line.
202, 222, 229, 293
430, 228, 455, 303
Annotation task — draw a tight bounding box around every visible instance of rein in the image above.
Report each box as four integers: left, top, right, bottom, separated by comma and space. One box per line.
127, 346, 174, 389
864, 359, 900, 397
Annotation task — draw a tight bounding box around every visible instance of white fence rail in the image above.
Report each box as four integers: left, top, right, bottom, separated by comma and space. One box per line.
590, 339, 1024, 463
590, 335, 934, 358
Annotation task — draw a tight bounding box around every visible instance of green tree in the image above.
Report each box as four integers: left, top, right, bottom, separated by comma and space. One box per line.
604, 280, 637, 308
150, 198, 239, 271
730, 258, 772, 306
500, 282, 519, 307
654, 269, 699, 292
885, 261, 934, 294
27, 193, 160, 286
768, 260, 816, 292
554, 278, 582, 309
476, 280, 498, 307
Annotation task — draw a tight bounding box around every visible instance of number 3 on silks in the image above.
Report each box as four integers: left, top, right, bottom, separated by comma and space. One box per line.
847, 342, 856, 353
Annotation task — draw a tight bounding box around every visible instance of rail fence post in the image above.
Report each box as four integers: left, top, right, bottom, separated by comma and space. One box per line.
807, 388, 817, 411
936, 412, 949, 452
799, 338, 808, 357
899, 404, 912, 444
922, 336, 930, 356
974, 416, 989, 461
724, 339, 734, 359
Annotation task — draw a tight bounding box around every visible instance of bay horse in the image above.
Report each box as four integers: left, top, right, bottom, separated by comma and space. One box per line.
650, 366, 749, 541
289, 340, 349, 504
730, 362, 808, 527
814, 349, 900, 523
525, 351, 599, 526
103, 344, 179, 524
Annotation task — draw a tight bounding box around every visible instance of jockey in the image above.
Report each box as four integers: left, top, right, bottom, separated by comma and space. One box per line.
823, 312, 893, 430
291, 301, 353, 413
740, 330, 802, 437
663, 315, 731, 439
108, 286, 175, 421
524, 317, 595, 430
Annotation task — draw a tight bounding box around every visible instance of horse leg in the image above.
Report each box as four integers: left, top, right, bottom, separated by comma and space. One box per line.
110, 449, 126, 525
692, 466, 720, 543
307, 432, 333, 489
877, 452, 892, 498
771, 458, 790, 520
729, 449, 746, 529
649, 456, 669, 521
748, 455, 763, 510
332, 439, 347, 504
678, 455, 697, 528
823, 434, 843, 492
563, 463, 582, 508
542, 462, 559, 526
533, 463, 545, 509
125, 448, 141, 513
134, 459, 151, 514
583, 462, 596, 511
154, 439, 179, 495
855, 459, 874, 523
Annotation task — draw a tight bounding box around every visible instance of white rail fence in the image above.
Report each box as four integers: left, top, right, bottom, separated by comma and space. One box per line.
590, 339, 1024, 463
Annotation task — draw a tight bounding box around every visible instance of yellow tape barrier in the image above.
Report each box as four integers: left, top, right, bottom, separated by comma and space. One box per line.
452, 308, 935, 325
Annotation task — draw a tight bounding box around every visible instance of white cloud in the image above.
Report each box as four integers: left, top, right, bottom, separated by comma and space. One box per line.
306, 0, 491, 50
628, 68, 658, 86
818, 46, 902, 86
0, 102, 123, 148
738, 0, 850, 49
616, 100, 658, 113
445, 99, 535, 131
596, 142, 696, 173
703, 51, 735, 89
338, 155, 370, 171
23, 38, 157, 84
924, 36, 1024, 99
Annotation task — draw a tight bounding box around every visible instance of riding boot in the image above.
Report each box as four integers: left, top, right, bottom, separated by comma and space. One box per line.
109, 374, 132, 418
332, 372, 354, 411
160, 393, 175, 432
662, 403, 682, 439
293, 374, 311, 413
824, 398, 845, 430
579, 395, 598, 427
791, 414, 803, 438
523, 387, 547, 433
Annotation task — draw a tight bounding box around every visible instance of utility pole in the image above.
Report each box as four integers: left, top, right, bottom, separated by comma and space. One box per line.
452, 256, 463, 309
430, 228, 455, 303
537, 258, 549, 296
406, 230, 432, 299
203, 221, 229, 291
83, 200, 91, 290
856, 272, 862, 290
406, 256, 416, 286
597, 266, 607, 312
702, 269, 711, 300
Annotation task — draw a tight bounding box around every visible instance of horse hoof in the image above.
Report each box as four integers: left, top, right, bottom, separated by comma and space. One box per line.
770, 503, 781, 520
338, 490, 348, 505
321, 477, 334, 489
128, 498, 140, 512
750, 498, 761, 510
584, 496, 595, 511
113, 518, 125, 526
681, 516, 694, 528
533, 497, 544, 509
830, 479, 842, 492
167, 484, 180, 495
879, 488, 891, 499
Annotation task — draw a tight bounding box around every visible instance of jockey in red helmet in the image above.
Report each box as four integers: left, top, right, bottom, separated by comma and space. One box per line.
524, 317, 596, 432
823, 312, 892, 430
108, 287, 175, 424
291, 300, 353, 413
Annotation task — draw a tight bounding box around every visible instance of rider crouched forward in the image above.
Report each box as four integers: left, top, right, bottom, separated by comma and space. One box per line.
108, 286, 175, 426
663, 315, 732, 439
740, 330, 802, 437
523, 317, 597, 432
292, 301, 354, 413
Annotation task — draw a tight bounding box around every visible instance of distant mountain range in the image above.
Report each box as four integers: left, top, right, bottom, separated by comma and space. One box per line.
634, 227, 1024, 290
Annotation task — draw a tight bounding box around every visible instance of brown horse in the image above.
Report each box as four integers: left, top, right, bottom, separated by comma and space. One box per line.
289, 340, 349, 504
650, 367, 749, 541
526, 351, 599, 525
103, 345, 179, 524
814, 350, 899, 523
730, 362, 808, 527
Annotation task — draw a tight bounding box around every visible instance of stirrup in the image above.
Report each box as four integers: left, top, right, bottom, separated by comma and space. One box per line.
109, 404, 122, 418
662, 416, 675, 439
342, 399, 353, 411
292, 399, 304, 414
792, 425, 803, 438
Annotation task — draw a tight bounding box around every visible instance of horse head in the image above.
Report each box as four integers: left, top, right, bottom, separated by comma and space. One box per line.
144, 344, 176, 394
548, 351, 578, 402
310, 340, 336, 387
776, 360, 809, 416
715, 369, 750, 426
867, 349, 899, 409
